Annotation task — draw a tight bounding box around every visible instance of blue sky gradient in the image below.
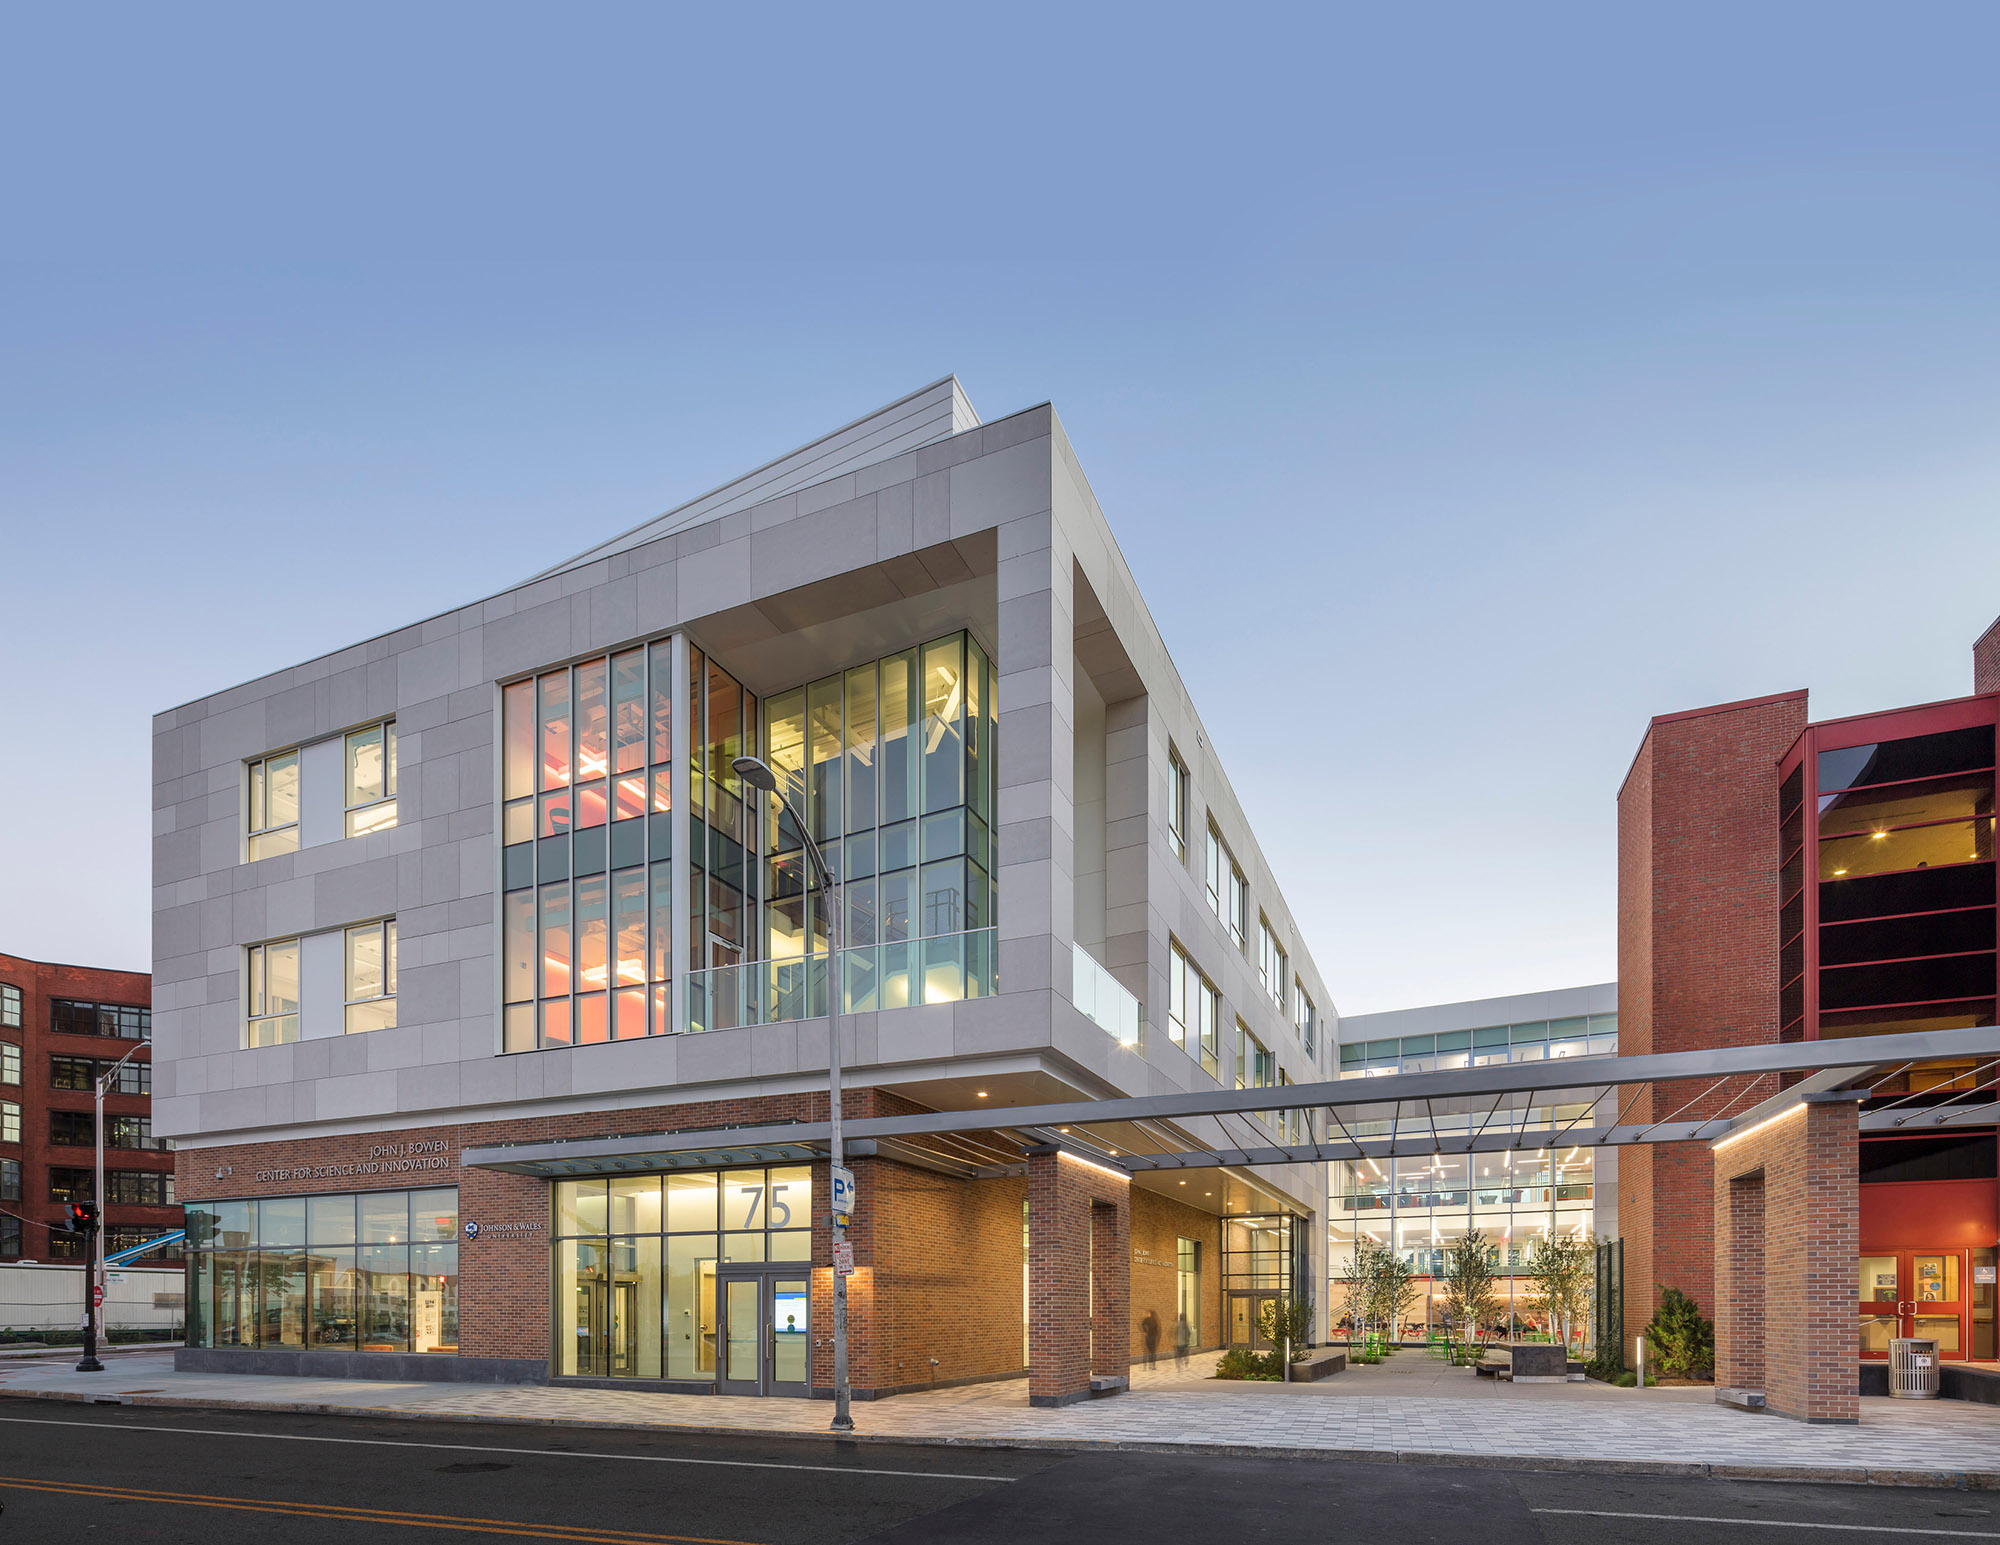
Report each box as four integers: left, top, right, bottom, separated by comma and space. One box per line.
4, 5, 1998, 1012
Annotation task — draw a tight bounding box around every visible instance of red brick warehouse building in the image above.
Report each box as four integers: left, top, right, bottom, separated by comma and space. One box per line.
1620, 621, 2000, 1369
0, 951, 179, 1265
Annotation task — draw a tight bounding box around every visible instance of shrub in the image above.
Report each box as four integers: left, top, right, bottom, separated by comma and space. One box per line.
1644, 1286, 1714, 1380
1214, 1346, 1282, 1380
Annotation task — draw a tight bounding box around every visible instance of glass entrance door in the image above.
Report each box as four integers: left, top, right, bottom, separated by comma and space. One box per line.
1227, 1290, 1278, 1350
720, 1273, 764, 1395
1859, 1250, 1970, 1360
717, 1269, 812, 1396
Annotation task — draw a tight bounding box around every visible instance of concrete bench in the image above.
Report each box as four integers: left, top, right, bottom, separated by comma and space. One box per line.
1505, 1343, 1569, 1383
1293, 1351, 1346, 1382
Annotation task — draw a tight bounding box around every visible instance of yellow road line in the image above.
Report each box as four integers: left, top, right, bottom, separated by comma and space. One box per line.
0, 1476, 769, 1545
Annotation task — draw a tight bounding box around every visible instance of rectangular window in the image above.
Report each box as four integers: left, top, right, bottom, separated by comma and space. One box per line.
1176, 1238, 1200, 1344
0, 1158, 18, 1203
107, 1171, 174, 1206
50, 1056, 92, 1091
1167, 749, 1188, 863
1209, 826, 1245, 948
1, 983, 19, 1027
345, 920, 398, 1035
1295, 985, 1317, 1056
1259, 919, 1287, 1010
1168, 940, 1220, 1075
0, 1042, 17, 1085
51, 1000, 150, 1040
0, 1216, 17, 1257
248, 749, 301, 859
51, 1110, 92, 1147
1198, 977, 1220, 1080
246, 940, 301, 1047
345, 721, 399, 836
50, 1166, 93, 1202
0, 1102, 17, 1144
107, 1115, 160, 1150
184, 1186, 457, 1354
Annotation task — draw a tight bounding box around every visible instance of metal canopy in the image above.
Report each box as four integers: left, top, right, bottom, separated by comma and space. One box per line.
459, 1025, 2000, 1179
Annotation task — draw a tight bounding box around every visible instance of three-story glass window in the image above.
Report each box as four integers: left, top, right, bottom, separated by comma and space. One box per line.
502, 643, 675, 1051
346, 722, 399, 836
345, 920, 398, 1034
248, 750, 301, 859
246, 939, 301, 1047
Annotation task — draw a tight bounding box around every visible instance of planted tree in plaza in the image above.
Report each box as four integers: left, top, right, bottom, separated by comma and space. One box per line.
1440, 1229, 1501, 1350
1524, 1232, 1595, 1351
1255, 1291, 1315, 1363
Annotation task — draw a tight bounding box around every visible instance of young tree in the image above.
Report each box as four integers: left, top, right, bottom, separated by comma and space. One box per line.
1367, 1242, 1421, 1345
1336, 1237, 1387, 1346
1440, 1228, 1501, 1349
1524, 1232, 1595, 1351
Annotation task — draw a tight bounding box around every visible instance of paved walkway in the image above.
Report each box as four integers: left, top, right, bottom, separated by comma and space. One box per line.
3, 1347, 1997, 1485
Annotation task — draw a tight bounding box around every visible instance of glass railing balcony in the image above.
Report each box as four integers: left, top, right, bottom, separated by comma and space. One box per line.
1071, 942, 1142, 1048
684, 927, 997, 1034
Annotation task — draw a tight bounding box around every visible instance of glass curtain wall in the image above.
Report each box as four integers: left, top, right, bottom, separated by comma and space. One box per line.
737, 631, 997, 1025
1328, 1152, 1597, 1337
551, 1168, 813, 1379
1339, 1014, 1618, 1077
502, 642, 676, 1051
686, 647, 759, 1027
1808, 724, 1996, 1049
183, 1188, 458, 1353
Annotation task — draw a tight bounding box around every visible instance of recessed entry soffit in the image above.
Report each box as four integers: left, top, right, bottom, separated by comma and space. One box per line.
691, 534, 998, 698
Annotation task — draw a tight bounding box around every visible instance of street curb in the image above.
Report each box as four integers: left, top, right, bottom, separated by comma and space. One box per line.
4, 1388, 1998, 1490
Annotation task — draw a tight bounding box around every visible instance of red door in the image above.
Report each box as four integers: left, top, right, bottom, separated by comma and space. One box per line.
1859, 1250, 1970, 1360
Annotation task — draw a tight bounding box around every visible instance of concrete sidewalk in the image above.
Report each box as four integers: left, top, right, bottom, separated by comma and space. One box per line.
3, 1348, 1997, 1488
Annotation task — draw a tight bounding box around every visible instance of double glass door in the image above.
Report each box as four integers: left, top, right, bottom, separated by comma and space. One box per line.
1228, 1290, 1279, 1351
1859, 1250, 1968, 1359
718, 1269, 811, 1396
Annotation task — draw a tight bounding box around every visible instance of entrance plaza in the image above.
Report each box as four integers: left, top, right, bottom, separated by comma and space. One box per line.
5, 1346, 1998, 1484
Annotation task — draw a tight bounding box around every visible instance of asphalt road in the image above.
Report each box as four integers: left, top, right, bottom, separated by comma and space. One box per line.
0, 1400, 1995, 1544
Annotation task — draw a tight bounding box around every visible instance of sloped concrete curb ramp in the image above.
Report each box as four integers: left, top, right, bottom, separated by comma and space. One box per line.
3, 1351, 1998, 1490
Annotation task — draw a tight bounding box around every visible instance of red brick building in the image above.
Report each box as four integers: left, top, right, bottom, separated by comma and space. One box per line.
0, 952, 178, 1266
1620, 632, 2000, 1368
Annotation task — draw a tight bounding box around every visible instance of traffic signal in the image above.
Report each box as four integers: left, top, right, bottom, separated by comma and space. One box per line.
63, 1203, 97, 1234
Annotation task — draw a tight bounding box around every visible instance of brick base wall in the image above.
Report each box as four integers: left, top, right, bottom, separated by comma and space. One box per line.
1712, 1099, 1860, 1423
1127, 1187, 1223, 1358
1026, 1148, 1130, 1406
180, 1089, 1040, 1393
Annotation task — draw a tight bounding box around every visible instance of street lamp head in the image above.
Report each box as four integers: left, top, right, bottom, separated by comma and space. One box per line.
731, 755, 778, 793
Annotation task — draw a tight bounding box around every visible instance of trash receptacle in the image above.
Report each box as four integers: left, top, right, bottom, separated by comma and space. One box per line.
1890, 1338, 1940, 1399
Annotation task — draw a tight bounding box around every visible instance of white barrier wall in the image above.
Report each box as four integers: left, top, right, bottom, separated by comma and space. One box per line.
0, 1262, 185, 1334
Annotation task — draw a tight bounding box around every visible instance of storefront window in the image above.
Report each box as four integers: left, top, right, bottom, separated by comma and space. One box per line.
552, 1165, 813, 1381
183, 1186, 457, 1355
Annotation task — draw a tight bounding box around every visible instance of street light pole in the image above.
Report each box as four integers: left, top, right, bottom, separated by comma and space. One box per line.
734, 755, 853, 1432
79, 1041, 141, 1374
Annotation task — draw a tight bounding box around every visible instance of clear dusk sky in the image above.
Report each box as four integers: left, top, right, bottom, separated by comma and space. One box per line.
4, 4, 1998, 1016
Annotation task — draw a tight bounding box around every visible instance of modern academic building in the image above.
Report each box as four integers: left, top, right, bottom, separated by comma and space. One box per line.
152, 379, 1334, 1401
1331, 983, 1618, 1335
1620, 620, 2000, 1375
